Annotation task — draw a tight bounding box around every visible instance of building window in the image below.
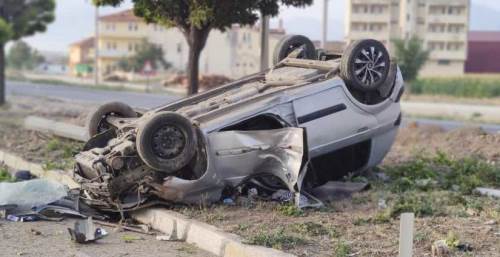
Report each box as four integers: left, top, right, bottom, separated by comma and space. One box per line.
438, 60, 451, 65
128, 22, 138, 31
128, 43, 133, 52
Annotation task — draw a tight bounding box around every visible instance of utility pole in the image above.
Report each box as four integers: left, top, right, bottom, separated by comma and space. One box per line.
94, 5, 99, 86
321, 0, 329, 49
260, 13, 270, 71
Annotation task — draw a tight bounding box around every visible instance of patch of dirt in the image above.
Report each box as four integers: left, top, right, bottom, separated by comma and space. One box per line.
0, 99, 84, 166
6, 95, 90, 126
180, 194, 499, 257
385, 122, 500, 165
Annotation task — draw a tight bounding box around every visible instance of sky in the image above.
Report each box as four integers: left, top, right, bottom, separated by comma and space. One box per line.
22, 0, 500, 54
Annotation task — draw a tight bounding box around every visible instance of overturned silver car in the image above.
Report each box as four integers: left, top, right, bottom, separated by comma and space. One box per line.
73, 36, 404, 211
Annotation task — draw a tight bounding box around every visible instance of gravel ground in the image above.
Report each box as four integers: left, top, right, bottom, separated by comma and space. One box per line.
0, 219, 214, 257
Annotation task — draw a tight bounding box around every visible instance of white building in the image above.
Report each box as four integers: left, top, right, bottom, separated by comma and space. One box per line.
345, 0, 470, 77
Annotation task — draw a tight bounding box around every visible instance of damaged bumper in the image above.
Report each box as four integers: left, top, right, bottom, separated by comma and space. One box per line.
74, 128, 307, 211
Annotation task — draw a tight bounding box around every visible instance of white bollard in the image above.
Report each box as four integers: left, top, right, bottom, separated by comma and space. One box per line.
399, 212, 415, 257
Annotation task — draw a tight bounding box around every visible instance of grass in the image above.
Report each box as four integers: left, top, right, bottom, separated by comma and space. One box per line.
410, 77, 500, 98
384, 152, 500, 194
246, 228, 307, 250
276, 204, 305, 217
333, 240, 351, 257
372, 152, 500, 218
42, 138, 83, 170
291, 222, 331, 237
0, 167, 12, 182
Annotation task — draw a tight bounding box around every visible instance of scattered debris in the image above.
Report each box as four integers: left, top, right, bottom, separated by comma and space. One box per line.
432, 240, 450, 257
475, 187, 500, 198
156, 234, 177, 241
484, 220, 497, 225
68, 217, 108, 244
6, 214, 38, 222
30, 228, 42, 235
310, 181, 370, 202
14, 170, 34, 182
0, 179, 67, 210
93, 220, 154, 235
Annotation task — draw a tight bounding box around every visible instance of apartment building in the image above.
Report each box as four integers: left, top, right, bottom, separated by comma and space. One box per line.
345, 0, 470, 77
69, 10, 285, 79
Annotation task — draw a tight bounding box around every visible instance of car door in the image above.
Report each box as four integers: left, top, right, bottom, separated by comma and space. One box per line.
292, 86, 377, 157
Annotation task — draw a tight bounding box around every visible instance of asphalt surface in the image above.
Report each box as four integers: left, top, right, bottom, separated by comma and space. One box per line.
6, 80, 179, 109
0, 219, 214, 257
6, 80, 500, 133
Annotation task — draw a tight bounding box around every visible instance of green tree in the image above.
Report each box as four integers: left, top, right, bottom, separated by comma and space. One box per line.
0, 0, 56, 105
118, 41, 170, 73
7, 41, 45, 70
94, 0, 313, 95
393, 36, 430, 82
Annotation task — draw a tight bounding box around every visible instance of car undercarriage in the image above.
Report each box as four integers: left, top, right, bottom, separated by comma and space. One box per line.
73, 35, 404, 212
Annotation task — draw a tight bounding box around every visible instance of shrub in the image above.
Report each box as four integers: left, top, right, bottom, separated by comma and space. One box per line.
410, 77, 500, 98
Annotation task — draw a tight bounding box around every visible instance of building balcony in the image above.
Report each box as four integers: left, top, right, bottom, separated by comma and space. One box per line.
347, 31, 390, 41
429, 50, 467, 61
426, 32, 467, 42
99, 30, 149, 39
351, 0, 391, 4
350, 14, 390, 23
426, 14, 468, 24
98, 49, 132, 59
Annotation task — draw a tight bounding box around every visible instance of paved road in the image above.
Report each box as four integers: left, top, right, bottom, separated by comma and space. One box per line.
6, 80, 500, 133
7, 80, 180, 109
0, 219, 215, 257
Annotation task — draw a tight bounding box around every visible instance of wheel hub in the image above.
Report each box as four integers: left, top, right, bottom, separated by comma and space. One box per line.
354, 46, 387, 87
152, 125, 186, 159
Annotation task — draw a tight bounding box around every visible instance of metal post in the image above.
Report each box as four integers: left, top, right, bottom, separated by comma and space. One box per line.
321, 0, 329, 49
260, 13, 270, 71
94, 6, 99, 86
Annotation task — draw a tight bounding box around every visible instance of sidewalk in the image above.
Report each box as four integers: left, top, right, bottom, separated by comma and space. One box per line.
401, 101, 500, 124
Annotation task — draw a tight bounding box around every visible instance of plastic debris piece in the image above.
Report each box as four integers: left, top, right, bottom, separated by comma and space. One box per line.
14, 171, 34, 182
271, 189, 294, 202
0, 179, 67, 210
432, 240, 450, 257
248, 188, 258, 199
223, 198, 235, 205
156, 234, 176, 241
68, 217, 108, 244
6, 214, 39, 222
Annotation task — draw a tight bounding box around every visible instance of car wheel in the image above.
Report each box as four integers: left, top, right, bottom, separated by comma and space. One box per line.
136, 112, 197, 173
87, 102, 137, 137
340, 39, 390, 92
272, 35, 316, 66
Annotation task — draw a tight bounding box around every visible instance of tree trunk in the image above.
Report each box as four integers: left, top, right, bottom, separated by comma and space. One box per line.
187, 44, 202, 95
184, 27, 210, 95
0, 43, 5, 106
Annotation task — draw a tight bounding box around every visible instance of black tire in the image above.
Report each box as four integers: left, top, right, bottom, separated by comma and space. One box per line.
272, 35, 316, 66
136, 112, 197, 173
340, 39, 391, 92
87, 102, 137, 137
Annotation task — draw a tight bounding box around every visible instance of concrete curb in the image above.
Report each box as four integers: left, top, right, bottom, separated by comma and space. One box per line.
132, 209, 296, 257
0, 150, 296, 257
0, 149, 79, 189
24, 116, 88, 142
